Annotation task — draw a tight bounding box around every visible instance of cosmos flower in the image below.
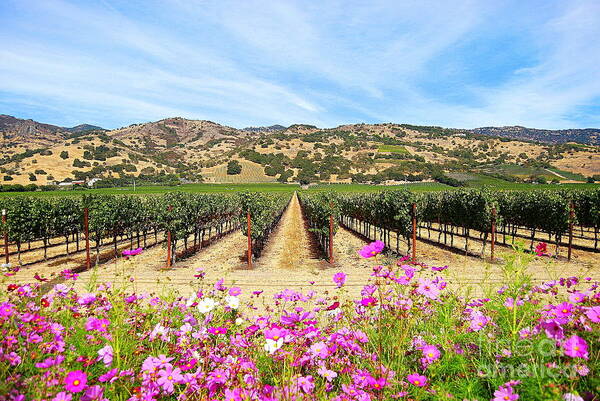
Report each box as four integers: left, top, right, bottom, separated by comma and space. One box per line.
225, 295, 240, 310
229, 286, 242, 296
333, 272, 347, 288
97, 345, 113, 366
406, 373, 427, 387
64, 370, 87, 393
563, 335, 589, 359
197, 297, 218, 313
416, 278, 440, 299
358, 241, 385, 258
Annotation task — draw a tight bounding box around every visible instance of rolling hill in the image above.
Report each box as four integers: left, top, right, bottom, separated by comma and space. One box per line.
0, 114, 598, 187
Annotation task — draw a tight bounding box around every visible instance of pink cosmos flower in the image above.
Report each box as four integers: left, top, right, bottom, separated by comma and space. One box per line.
563, 335, 589, 359
309, 341, 329, 358
333, 272, 347, 288
208, 326, 228, 335
407, 373, 427, 387
416, 278, 440, 300
52, 392, 72, 401
542, 320, 564, 340
421, 345, 441, 363
493, 386, 519, 401
553, 302, 574, 318
80, 385, 104, 401
585, 306, 600, 323
360, 297, 378, 307
157, 366, 182, 394
229, 287, 242, 296
264, 326, 288, 341
358, 241, 385, 258
97, 344, 113, 366
296, 375, 315, 394
535, 242, 549, 256
317, 366, 338, 382
64, 370, 87, 393
569, 292, 586, 303
224, 388, 242, 401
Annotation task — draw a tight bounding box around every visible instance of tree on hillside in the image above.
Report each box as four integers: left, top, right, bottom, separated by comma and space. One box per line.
227, 160, 242, 175
60, 150, 69, 160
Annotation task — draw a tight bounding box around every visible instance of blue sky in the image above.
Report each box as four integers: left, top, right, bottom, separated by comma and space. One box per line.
1, 0, 599, 130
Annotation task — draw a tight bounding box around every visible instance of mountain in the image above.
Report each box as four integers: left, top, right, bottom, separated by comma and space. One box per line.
0, 114, 66, 147
0, 115, 598, 186
242, 125, 287, 133
65, 124, 105, 133
470, 126, 600, 145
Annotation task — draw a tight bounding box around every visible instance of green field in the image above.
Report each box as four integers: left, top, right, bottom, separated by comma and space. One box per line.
377, 144, 410, 154
0, 180, 597, 198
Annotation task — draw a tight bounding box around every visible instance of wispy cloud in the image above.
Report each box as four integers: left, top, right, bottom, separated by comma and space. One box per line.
0, 0, 599, 129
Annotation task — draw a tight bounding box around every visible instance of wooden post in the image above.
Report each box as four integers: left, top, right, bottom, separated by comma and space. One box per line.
2, 209, 9, 265
411, 203, 417, 262
84, 208, 91, 269
166, 205, 173, 268
568, 202, 574, 261
491, 207, 496, 261
247, 212, 252, 269
329, 202, 334, 264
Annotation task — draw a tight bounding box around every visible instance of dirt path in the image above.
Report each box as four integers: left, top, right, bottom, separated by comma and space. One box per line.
258, 193, 323, 271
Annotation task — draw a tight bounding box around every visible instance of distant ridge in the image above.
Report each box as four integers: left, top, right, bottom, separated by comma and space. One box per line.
65, 124, 105, 133
470, 126, 599, 145
242, 124, 287, 132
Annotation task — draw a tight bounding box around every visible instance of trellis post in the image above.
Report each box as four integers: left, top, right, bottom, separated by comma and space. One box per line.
247, 211, 252, 269
491, 207, 496, 261
84, 207, 91, 269
2, 209, 8, 266
412, 203, 417, 262
568, 202, 574, 261
166, 205, 173, 268
329, 201, 334, 264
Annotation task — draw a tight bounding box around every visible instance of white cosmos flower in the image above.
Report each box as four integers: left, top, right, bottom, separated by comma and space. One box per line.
225, 295, 240, 310
235, 318, 244, 325
186, 293, 197, 307
197, 297, 218, 314
264, 338, 284, 354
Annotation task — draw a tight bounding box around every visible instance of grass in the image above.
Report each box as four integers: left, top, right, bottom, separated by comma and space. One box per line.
0, 180, 597, 198
377, 144, 410, 154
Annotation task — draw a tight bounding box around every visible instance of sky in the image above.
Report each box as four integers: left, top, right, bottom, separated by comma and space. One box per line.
1, 0, 599, 130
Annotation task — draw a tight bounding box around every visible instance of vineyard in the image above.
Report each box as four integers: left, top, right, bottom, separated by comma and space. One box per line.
1, 188, 599, 274
1, 187, 599, 400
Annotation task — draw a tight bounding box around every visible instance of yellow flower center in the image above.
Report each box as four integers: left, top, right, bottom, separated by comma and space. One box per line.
168, 375, 173, 380
414, 380, 420, 385
273, 335, 279, 340
73, 380, 80, 386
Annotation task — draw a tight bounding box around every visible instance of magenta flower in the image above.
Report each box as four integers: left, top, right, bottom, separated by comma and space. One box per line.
553, 302, 574, 318
407, 373, 427, 387
421, 344, 441, 362
97, 344, 113, 366
569, 292, 586, 303
585, 306, 600, 323
224, 388, 242, 401
296, 375, 315, 394
208, 326, 228, 335
563, 335, 589, 359
81, 385, 104, 401
309, 341, 329, 358
416, 278, 440, 300
264, 326, 288, 341
493, 386, 519, 401
157, 366, 182, 394
360, 297, 378, 307
52, 392, 72, 401
535, 242, 549, 256
333, 272, 347, 288
358, 241, 385, 258
64, 370, 87, 393
229, 286, 242, 296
